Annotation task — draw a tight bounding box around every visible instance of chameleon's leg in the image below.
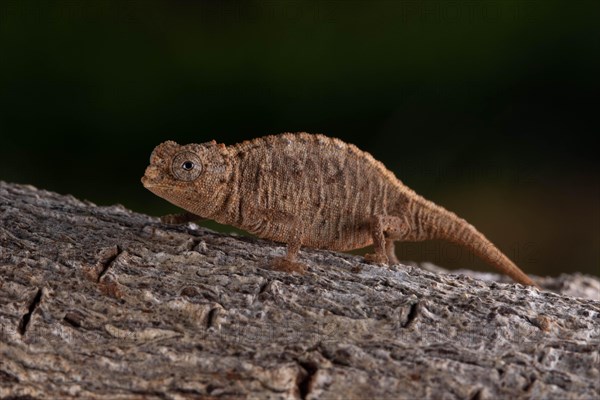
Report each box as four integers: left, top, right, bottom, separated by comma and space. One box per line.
161, 211, 204, 224
386, 240, 399, 264
365, 215, 407, 265
269, 230, 308, 274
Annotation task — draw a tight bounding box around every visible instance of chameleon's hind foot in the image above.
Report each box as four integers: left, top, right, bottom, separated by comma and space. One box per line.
364, 253, 388, 265
269, 257, 308, 274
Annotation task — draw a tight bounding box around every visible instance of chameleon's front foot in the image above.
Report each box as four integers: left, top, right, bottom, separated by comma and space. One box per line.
269, 257, 308, 274
160, 212, 203, 224
364, 253, 388, 265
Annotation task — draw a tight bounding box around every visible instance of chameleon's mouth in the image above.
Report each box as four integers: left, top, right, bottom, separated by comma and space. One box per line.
141, 179, 173, 200
140, 176, 167, 190
141, 165, 166, 189
140, 176, 154, 187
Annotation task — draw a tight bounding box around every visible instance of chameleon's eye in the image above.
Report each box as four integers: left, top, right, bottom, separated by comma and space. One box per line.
171, 152, 202, 181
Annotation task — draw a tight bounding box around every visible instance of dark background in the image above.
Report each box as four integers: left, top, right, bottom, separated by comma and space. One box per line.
1, 1, 598, 277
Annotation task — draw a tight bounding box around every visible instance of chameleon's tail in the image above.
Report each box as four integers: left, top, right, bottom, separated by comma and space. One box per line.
414, 200, 539, 288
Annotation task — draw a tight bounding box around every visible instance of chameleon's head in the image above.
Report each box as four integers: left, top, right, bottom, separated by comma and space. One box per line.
141, 140, 232, 215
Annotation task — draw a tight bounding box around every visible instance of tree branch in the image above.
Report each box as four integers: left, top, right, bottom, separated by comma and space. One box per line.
0, 182, 598, 399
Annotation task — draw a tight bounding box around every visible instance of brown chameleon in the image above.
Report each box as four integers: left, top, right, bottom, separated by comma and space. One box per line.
142, 133, 537, 287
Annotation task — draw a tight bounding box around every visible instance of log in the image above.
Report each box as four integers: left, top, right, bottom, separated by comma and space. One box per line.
0, 181, 598, 399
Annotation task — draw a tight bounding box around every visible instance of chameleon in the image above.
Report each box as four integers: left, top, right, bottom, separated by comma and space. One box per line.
142, 133, 538, 287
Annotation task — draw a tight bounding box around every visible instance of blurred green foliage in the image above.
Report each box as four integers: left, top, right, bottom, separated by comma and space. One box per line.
0, 0, 598, 277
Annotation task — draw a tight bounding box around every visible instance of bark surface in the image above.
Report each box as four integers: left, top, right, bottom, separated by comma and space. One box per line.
0, 181, 598, 399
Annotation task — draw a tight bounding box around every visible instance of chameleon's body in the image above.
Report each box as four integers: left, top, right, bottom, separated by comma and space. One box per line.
142, 133, 537, 287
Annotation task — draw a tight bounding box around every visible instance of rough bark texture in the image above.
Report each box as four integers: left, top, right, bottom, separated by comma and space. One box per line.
0, 181, 598, 400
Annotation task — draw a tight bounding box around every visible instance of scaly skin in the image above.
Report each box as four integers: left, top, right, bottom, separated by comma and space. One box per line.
142, 133, 538, 287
